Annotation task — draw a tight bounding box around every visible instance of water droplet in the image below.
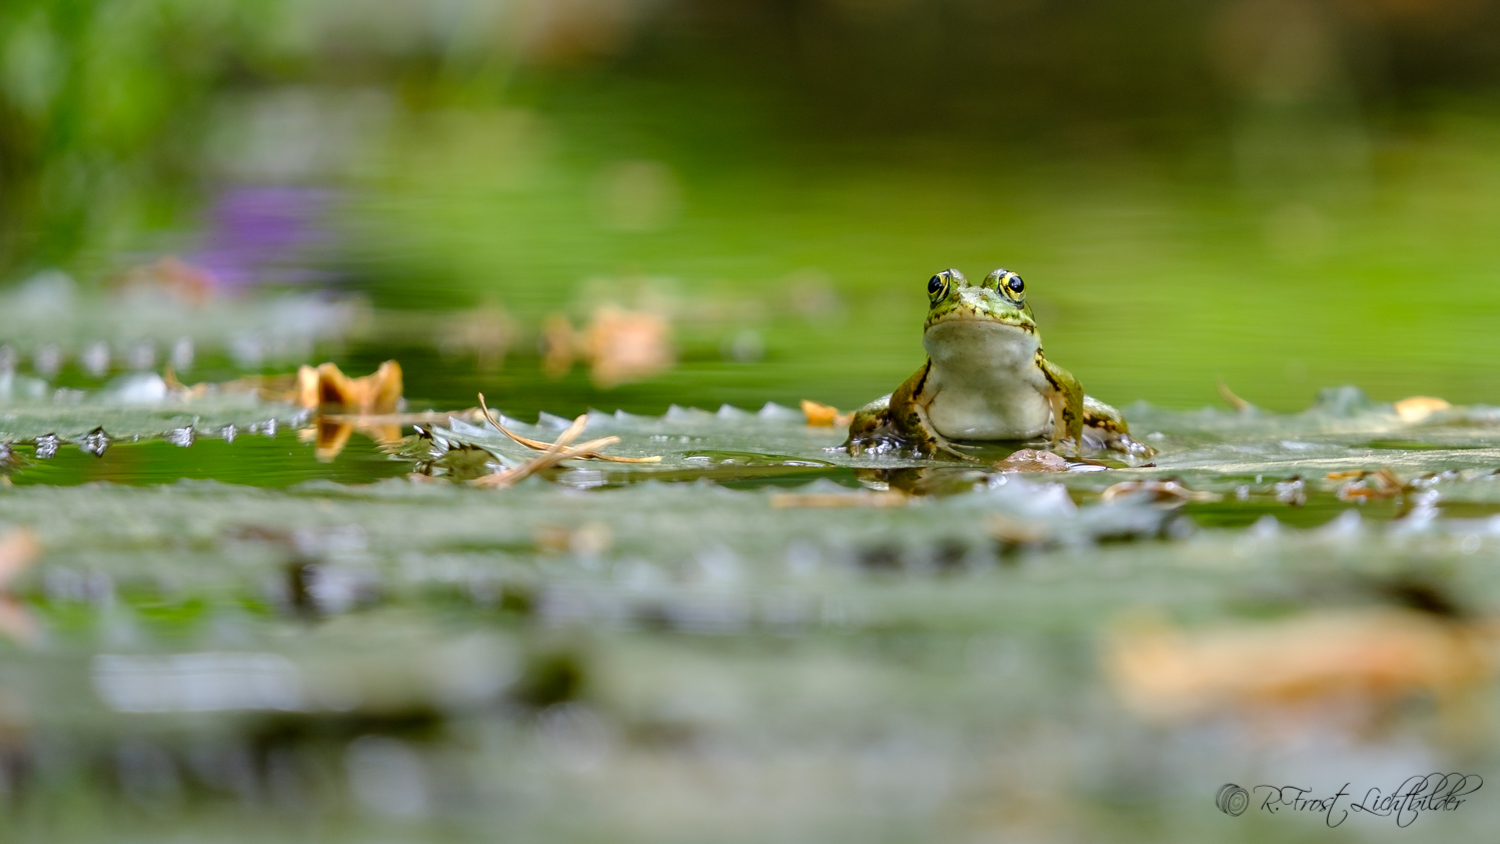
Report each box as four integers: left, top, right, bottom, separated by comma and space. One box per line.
81, 426, 110, 457
34, 433, 60, 459
165, 426, 195, 448
220, 425, 237, 444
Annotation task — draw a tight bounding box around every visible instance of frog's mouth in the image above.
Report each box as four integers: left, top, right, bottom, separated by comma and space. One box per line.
925, 313, 1035, 334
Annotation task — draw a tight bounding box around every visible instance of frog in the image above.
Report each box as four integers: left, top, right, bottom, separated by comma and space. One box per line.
845, 268, 1150, 460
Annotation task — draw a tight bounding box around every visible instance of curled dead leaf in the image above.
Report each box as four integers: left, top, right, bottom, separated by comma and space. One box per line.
291, 361, 403, 414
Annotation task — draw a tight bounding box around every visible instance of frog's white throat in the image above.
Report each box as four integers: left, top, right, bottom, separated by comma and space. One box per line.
920, 319, 1053, 441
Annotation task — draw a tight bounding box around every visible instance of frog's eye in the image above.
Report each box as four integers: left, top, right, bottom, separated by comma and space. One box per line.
927, 274, 948, 299
1007, 275, 1024, 295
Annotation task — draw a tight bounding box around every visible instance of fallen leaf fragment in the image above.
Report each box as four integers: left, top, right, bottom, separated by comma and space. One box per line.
1395, 396, 1451, 423
582, 307, 675, 388
540, 313, 577, 380
994, 449, 1069, 473
0, 529, 40, 644
769, 491, 909, 509
535, 522, 613, 555
801, 400, 853, 428
1105, 610, 1495, 721
1101, 479, 1223, 504
1335, 467, 1407, 501
0, 529, 39, 589
293, 361, 403, 414
477, 394, 660, 464
987, 514, 1052, 546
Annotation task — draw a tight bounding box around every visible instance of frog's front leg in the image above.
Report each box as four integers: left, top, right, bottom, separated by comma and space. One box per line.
1036, 353, 1084, 456
845, 363, 972, 460
888, 364, 974, 460
1081, 395, 1155, 457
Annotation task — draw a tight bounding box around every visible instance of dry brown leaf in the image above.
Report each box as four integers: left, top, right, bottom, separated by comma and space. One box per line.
1105, 610, 1495, 721
994, 449, 1069, 473
1396, 396, 1452, 423
769, 491, 909, 509
801, 400, 853, 428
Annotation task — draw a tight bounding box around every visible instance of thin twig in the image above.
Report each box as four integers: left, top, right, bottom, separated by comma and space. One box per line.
477, 393, 660, 463
472, 414, 590, 488
1216, 377, 1251, 412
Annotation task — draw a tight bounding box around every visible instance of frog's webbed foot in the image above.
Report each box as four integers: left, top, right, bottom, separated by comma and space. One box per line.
1082, 395, 1156, 459
843, 394, 893, 456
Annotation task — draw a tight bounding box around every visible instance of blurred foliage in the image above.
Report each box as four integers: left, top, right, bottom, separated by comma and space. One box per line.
0, 0, 295, 271
6, 0, 1500, 277
5, 0, 1500, 415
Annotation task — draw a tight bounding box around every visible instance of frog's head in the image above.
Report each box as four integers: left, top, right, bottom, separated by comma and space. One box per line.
923, 268, 1035, 336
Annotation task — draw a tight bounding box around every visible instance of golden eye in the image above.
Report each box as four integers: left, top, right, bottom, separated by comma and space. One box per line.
927, 273, 948, 300
1007, 275, 1024, 295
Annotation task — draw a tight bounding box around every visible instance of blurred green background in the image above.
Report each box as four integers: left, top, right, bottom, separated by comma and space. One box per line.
5, 0, 1500, 414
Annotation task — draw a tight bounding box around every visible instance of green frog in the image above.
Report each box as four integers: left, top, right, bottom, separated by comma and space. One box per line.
845, 268, 1149, 460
